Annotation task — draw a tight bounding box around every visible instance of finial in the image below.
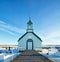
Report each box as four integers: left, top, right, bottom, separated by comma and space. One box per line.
27, 17, 32, 25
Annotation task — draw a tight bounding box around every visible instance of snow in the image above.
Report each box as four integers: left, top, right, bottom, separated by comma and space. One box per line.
43, 52, 60, 62
0, 48, 19, 62
0, 53, 4, 60
0, 48, 60, 62
4, 54, 14, 59
52, 52, 60, 57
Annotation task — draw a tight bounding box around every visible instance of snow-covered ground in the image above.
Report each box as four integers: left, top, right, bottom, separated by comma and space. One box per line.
39, 48, 60, 62
43, 52, 60, 62
0, 48, 19, 62
0, 48, 60, 62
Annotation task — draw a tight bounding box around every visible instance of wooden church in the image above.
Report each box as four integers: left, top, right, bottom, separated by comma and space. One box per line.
18, 19, 42, 51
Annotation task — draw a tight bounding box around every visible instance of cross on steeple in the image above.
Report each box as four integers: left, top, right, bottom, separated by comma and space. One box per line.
27, 17, 33, 32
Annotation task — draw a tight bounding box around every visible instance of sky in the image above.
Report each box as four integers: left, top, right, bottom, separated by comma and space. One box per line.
0, 0, 60, 45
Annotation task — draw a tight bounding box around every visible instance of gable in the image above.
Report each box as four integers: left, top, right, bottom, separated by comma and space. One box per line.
18, 32, 42, 42
32, 32, 42, 41
18, 32, 27, 42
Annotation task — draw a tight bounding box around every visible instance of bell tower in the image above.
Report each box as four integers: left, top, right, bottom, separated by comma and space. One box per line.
27, 18, 33, 32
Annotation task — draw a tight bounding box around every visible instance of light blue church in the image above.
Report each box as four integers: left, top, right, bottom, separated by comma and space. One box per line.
18, 19, 42, 51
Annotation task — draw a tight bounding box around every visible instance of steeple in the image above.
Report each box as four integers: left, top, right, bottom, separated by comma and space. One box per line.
27, 18, 33, 32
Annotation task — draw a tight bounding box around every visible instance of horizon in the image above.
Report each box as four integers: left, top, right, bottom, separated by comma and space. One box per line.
0, 0, 60, 45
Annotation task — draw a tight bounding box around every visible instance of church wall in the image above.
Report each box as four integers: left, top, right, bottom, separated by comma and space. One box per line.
18, 33, 42, 51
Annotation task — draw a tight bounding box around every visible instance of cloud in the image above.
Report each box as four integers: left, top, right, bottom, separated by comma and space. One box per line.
45, 31, 60, 40
40, 31, 60, 45
0, 20, 25, 35
0, 27, 15, 35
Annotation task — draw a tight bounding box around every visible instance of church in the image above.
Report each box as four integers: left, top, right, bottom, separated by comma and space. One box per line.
18, 19, 42, 51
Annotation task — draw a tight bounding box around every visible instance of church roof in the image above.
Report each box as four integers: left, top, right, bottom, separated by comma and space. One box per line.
18, 32, 42, 42
27, 20, 32, 25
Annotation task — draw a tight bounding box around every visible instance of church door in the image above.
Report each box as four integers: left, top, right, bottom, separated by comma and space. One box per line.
26, 39, 33, 50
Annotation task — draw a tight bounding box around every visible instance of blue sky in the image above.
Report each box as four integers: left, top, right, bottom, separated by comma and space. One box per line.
0, 0, 60, 45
